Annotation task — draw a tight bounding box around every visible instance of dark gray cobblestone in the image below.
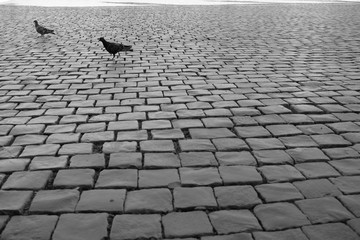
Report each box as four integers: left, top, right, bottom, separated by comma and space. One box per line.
1, 2, 360, 239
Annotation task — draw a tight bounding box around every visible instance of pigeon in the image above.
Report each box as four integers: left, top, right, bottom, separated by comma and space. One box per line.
98, 37, 133, 59
34, 20, 55, 36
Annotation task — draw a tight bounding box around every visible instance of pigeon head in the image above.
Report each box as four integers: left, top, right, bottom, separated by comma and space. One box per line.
98, 37, 105, 42
34, 20, 38, 26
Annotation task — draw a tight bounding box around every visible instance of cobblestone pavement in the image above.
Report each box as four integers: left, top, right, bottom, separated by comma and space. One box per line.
1, 2, 360, 240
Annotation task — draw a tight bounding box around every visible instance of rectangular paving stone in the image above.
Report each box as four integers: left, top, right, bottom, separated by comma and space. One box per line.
179, 152, 218, 167
29, 156, 68, 170
286, 147, 329, 163
76, 189, 126, 212
253, 228, 309, 240
162, 211, 213, 238
96, 169, 137, 189
259, 165, 305, 183
125, 188, 173, 213
339, 195, 360, 217
52, 213, 108, 240
69, 153, 105, 168
144, 152, 181, 168
215, 185, 262, 209
209, 210, 262, 234
1, 215, 58, 240
58, 143, 93, 155
53, 169, 95, 189
179, 139, 216, 152
330, 176, 360, 194
254, 202, 310, 231
111, 214, 162, 240
109, 152, 142, 168
0, 158, 30, 173
0, 190, 33, 214
139, 169, 180, 188
2, 170, 52, 190
174, 187, 217, 210
302, 222, 359, 240
140, 140, 175, 152
29, 189, 79, 213
295, 197, 354, 224
219, 166, 263, 185
255, 183, 304, 203
246, 138, 285, 150
20, 144, 60, 157
180, 167, 222, 186
293, 179, 342, 199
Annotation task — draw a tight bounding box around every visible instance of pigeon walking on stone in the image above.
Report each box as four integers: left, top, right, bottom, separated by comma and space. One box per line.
34, 20, 55, 36
98, 37, 133, 59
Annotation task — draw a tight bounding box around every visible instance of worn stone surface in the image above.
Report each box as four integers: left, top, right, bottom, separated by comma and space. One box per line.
111, 214, 162, 240
1, 215, 58, 240
162, 211, 213, 238
30, 189, 79, 213
1, 3, 360, 239
52, 213, 108, 240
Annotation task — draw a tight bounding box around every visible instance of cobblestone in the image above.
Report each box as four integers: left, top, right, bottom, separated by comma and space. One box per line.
1, 2, 360, 239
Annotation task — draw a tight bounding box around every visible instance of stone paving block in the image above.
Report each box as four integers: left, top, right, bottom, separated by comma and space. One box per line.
172, 119, 204, 129
111, 214, 162, 240
117, 130, 148, 141
286, 147, 329, 163
95, 169, 137, 189
174, 187, 217, 210
202, 117, 234, 128
151, 129, 185, 139
29, 156, 68, 170
29, 189, 79, 213
215, 185, 262, 209
255, 183, 304, 203
347, 218, 360, 236
46, 133, 80, 144
189, 128, 236, 139
179, 152, 218, 167
295, 162, 340, 178
311, 134, 352, 147
125, 188, 172, 213
69, 153, 105, 168
293, 179, 342, 199
323, 147, 360, 159
279, 135, 318, 148
162, 211, 213, 238
259, 165, 305, 183
0, 158, 30, 173
54, 169, 95, 189
266, 124, 302, 137
81, 131, 115, 142
246, 138, 285, 150
76, 189, 126, 212
302, 222, 359, 240
254, 114, 286, 125
139, 169, 180, 188
140, 140, 175, 152
209, 210, 262, 234
329, 159, 360, 175
180, 167, 222, 186
296, 197, 354, 224
212, 137, 249, 151
52, 213, 108, 240
9, 124, 45, 135
253, 150, 293, 165
108, 120, 138, 131
2, 170, 51, 190
44, 124, 76, 134
1, 215, 58, 240
103, 141, 137, 153
253, 228, 309, 240
339, 195, 360, 217
0, 190, 32, 214
215, 151, 256, 166
254, 202, 310, 231
144, 152, 181, 168
297, 124, 334, 135
342, 132, 360, 143
108, 152, 142, 168
58, 143, 93, 155
327, 121, 360, 133
20, 144, 60, 157
330, 176, 360, 194
219, 165, 263, 185
235, 126, 271, 138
